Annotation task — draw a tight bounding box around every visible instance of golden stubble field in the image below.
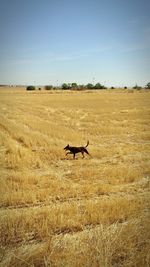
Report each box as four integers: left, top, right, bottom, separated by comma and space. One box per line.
0, 88, 150, 267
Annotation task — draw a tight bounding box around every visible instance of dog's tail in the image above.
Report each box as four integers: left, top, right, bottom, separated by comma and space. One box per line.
85, 140, 89, 147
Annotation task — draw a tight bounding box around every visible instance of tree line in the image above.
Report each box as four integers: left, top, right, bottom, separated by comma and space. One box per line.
26, 82, 150, 91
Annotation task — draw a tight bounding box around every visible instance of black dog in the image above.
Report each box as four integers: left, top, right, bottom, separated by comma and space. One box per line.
64, 141, 90, 159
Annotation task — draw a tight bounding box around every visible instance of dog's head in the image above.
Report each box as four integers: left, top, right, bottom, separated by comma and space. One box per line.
64, 144, 70, 151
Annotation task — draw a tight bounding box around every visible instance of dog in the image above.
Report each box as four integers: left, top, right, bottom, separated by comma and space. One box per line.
64, 141, 90, 159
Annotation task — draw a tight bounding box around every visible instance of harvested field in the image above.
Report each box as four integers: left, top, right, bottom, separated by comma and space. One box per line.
0, 88, 150, 267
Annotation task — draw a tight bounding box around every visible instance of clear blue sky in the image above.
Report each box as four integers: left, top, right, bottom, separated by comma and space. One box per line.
0, 0, 150, 87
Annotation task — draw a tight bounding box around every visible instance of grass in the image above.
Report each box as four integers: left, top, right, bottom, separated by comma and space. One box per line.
0, 88, 150, 267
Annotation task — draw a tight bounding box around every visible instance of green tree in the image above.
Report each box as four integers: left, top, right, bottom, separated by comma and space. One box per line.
133, 84, 142, 90
94, 83, 106, 89
86, 83, 94, 89
78, 84, 85, 90
26, 86, 35, 91
62, 83, 70, 89
45, 85, 53, 90
145, 82, 150, 89
71, 83, 78, 89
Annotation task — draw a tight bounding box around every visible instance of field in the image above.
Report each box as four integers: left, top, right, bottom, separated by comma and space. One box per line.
0, 88, 150, 267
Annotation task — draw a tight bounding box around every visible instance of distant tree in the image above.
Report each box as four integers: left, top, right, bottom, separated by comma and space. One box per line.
111, 86, 115, 89
71, 83, 78, 89
86, 83, 94, 89
45, 85, 53, 90
38, 87, 41, 90
62, 83, 70, 90
145, 82, 150, 89
124, 86, 127, 89
94, 83, 106, 89
26, 86, 35, 91
133, 84, 142, 90
78, 84, 85, 90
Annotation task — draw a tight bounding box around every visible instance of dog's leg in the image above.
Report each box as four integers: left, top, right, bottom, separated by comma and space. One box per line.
66, 152, 72, 156
81, 152, 84, 158
84, 149, 92, 158
73, 153, 76, 159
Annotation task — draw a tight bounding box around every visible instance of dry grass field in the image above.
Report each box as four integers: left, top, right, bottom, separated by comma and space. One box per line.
0, 88, 150, 267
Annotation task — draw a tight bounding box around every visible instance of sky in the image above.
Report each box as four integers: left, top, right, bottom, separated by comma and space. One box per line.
0, 0, 150, 87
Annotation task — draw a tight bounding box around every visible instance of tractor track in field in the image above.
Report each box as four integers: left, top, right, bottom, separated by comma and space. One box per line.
0, 182, 149, 212
1, 211, 149, 248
